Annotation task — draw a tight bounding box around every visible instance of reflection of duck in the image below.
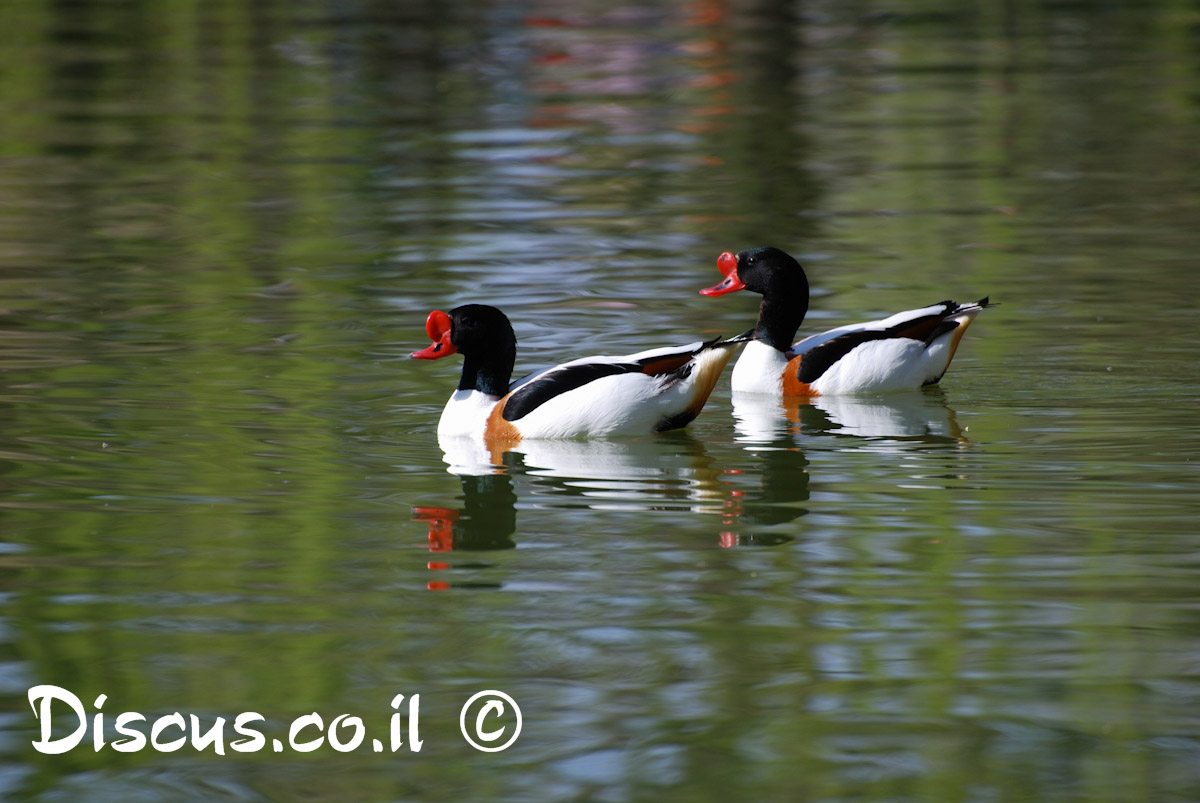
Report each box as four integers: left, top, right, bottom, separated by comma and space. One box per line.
732, 389, 967, 444
701, 247, 991, 395
516, 433, 732, 515
716, 402, 811, 547
720, 445, 810, 545
413, 472, 517, 591
723, 390, 971, 545
411, 304, 744, 440
440, 431, 730, 514
437, 431, 797, 547
414, 473, 517, 552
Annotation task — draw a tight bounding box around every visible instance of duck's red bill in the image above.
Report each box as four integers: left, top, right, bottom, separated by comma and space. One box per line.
699, 251, 746, 296
411, 310, 457, 359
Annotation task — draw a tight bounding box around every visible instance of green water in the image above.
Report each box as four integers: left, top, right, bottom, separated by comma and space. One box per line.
2, 1, 1199, 800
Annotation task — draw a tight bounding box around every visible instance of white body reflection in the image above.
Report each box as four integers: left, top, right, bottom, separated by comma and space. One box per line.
732, 389, 966, 445
438, 435, 502, 477
729, 393, 793, 444
437, 433, 729, 515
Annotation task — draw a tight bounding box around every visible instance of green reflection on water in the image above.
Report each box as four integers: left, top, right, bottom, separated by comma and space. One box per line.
1, 0, 1199, 801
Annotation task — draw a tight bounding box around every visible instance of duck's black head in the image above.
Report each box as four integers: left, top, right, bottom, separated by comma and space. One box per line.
699, 246, 810, 351
411, 303, 516, 396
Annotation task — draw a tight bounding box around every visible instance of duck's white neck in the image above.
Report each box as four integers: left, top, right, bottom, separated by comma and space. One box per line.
731, 341, 789, 394
436, 389, 500, 439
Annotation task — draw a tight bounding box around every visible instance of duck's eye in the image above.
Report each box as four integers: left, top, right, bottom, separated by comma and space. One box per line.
434, 343, 443, 352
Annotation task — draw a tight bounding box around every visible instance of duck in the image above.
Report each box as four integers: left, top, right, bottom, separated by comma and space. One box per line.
412, 304, 745, 441
700, 246, 991, 396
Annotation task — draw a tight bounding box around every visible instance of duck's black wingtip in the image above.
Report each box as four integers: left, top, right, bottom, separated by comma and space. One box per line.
954, 296, 996, 312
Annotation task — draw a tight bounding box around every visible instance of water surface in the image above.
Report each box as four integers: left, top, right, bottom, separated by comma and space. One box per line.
2, 1, 1199, 800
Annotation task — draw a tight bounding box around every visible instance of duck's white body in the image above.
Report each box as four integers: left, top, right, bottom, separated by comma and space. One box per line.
729, 341, 792, 395
437, 341, 738, 440
731, 301, 986, 396
436, 389, 500, 440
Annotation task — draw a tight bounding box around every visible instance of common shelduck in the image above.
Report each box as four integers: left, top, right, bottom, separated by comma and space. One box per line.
412, 304, 745, 440
700, 246, 991, 396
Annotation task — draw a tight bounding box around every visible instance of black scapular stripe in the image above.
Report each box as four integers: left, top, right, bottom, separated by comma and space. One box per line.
502, 361, 640, 422
501, 342, 709, 423
796, 305, 959, 384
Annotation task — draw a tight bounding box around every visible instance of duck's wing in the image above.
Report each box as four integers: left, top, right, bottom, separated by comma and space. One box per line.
792, 298, 991, 385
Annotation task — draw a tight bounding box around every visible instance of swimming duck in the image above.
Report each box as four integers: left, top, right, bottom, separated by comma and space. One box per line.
412, 304, 744, 440
700, 246, 990, 396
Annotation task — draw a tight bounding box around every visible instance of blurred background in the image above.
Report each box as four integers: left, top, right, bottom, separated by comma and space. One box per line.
1, 0, 1199, 800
